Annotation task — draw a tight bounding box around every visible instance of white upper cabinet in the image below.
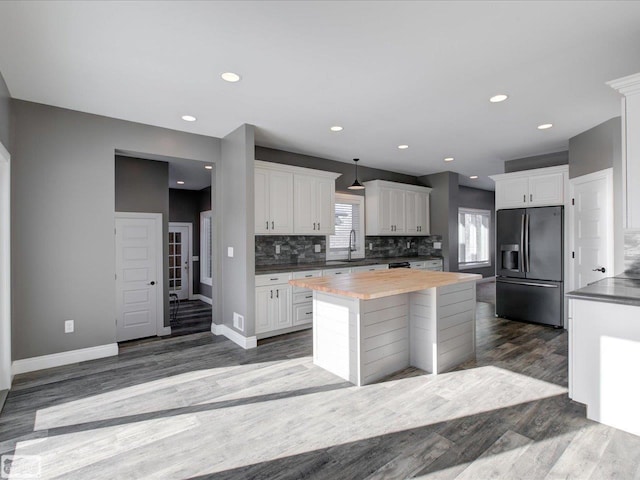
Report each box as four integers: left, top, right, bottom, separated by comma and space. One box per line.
364, 180, 432, 236
255, 160, 341, 235
254, 167, 294, 234
491, 165, 568, 210
293, 174, 335, 234
608, 72, 640, 229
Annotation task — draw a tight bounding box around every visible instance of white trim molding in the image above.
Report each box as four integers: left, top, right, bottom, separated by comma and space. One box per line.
158, 326, 172, 336
12, 344, 119, 376
195, 294, 212, 305
0, 141, 10, 390
211, 323, 257, 349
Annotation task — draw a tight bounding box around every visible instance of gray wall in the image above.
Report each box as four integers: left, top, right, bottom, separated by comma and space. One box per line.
418, 171, 459, 272
0, 70, 9, 152
221, 125, 255, 335
255, 146, 419, 193
504, 151, 568, 173
115, 156, 170, 327
568, 116, 624, 273
11, 99, 221, 360
568, 117, 620, 179
458, 186, 496, 278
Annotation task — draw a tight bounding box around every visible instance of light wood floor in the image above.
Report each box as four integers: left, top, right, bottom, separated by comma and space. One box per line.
1, 296, 639, 479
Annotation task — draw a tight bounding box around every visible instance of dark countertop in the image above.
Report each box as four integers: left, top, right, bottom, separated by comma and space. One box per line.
565, 274, 640, 307
255, 256, 443, 275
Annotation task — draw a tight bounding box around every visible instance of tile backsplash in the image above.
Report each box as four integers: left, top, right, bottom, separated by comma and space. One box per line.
365, 235, 443, 259
255, 234, 443, 266
624, 230, 640, 275
255, 236, 326, 266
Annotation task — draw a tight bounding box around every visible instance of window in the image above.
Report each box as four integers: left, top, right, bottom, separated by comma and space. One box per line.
200, 210, 213, 286
458, 208, 490, 269
327, 194, 365, 260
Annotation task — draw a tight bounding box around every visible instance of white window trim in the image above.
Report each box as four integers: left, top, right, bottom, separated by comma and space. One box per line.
458, 207, 491, 268
327, 193, 365, 260
200, 210, 213, 286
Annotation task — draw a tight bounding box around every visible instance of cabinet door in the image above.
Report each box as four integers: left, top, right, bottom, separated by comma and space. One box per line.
293, 174, 316, 234
315, 177, 334, 234
273, 287, 292, 330
528, 173, 564, 206
254, 168, 270, 234
378, 188, 394, 234
405, 191, 418, 234
269, 171, 294, 233
495, 177, 529, 209
390, 189, 406, 233
418, 192, 430, 235
255, 287, 272, 334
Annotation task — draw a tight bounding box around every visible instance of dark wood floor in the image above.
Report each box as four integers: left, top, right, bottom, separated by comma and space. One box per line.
170, 299, 212, 337
1, 287, 639, 479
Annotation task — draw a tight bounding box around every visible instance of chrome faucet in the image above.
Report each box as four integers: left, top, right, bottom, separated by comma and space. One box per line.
348, 229, 356, 261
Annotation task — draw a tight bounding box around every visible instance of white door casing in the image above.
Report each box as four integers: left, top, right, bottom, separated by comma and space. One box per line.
570, 169, 614, 290
115, 213, 164, 342
169, 223, 191, 300
0, 141, 10, 390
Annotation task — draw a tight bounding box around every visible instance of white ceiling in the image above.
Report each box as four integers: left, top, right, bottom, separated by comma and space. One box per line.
1, 1, 640, 191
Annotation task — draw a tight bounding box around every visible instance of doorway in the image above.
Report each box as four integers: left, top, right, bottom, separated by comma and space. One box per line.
0, 140, 10, 391
169, 223, 191, 300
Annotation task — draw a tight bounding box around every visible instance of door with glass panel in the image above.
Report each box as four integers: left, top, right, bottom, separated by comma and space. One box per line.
169, 224, 190, 300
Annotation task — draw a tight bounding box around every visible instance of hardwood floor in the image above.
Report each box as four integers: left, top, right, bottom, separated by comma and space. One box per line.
1, 289, 639, 479
170, 299, 212, 337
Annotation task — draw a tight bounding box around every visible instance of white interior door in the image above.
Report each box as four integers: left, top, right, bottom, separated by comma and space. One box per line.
571, 169, 614, 290
115, 213, 162, 342
169, 224, 190, 300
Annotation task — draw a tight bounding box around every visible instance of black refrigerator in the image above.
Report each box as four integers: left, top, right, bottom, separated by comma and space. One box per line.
496, 206, 564, 327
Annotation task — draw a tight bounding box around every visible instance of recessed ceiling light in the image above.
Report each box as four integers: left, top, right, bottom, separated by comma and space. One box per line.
221, 72, 241, 82
205, 165, 213, 170
489, 94, 508, 103
537, 123, 553, 130
398, 145, 409, 150
177, 181, 185, 185
444, 157, 454, 162
470, 175, 479, 179
330, 125, 343, 132
181, 115, 197, 122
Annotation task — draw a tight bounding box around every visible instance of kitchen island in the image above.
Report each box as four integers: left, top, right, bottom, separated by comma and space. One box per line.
290, 269, 481, 386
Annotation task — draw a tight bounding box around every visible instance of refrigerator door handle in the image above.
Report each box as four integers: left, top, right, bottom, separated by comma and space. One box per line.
497, 279, 559, 288
524, 213, 530, 273
520, 214, 526, 272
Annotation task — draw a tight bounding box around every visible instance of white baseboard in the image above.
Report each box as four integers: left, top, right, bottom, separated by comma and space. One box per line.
158, 326, 172, 336
12, 343, 119, 376
211, 323, 257, 349
477, 275, 496, 284
195, 294, 212, 305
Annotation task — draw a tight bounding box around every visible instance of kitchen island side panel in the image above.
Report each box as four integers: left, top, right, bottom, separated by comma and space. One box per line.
436, 282, 476, 373
409, 288, 437, 373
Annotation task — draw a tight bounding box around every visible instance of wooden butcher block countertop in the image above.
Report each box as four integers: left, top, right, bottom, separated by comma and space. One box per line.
289, 269, 481, 300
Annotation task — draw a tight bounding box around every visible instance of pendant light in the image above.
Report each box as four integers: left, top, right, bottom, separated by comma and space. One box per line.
348, 158, 365, 190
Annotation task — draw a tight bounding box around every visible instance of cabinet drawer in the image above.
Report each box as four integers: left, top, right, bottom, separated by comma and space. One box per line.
322, 268, 352, 276
409, 261, 426, 269
255, 272, 292, 287
424, 260, 443, 270
293, 291, 314, 304
292, 270, 322, 279
352, 264, 388, 273
293, 303, 314, 326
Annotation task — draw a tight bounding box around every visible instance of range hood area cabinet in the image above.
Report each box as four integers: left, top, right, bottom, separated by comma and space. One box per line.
363, 180, 432, 236
254, 160, 341, 235
608, 72, 640, 229
490, 165, 568, 210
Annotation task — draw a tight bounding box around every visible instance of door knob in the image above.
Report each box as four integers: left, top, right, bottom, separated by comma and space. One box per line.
149, 281, 156, 285
592, 267, 606, 273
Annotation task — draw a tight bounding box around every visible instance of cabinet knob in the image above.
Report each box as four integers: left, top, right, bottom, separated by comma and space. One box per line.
313, 222, 316, 230
272, 221, 274, 229
266, 221, 269, 230
523, 194, 526, 203
318, 222, 320, 230
530, 194, 533, 202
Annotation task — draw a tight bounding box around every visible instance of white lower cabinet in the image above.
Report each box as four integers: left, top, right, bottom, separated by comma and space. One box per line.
410, 259, 443, 271
255, 284, 292, 335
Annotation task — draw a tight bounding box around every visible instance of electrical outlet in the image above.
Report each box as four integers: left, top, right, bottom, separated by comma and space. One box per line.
233, 312, 245, 331
64, 319, 74, 333
369, 243, 373, 251
434, 241, 442, 249
407, 241, 411, 248
314, 244, 321, 253
275, 244, 281, 254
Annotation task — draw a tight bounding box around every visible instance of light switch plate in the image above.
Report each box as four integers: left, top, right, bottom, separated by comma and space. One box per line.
369, 243, 373, 251
275, 244, 281, 254
64, 320, 74, 333
434, 242, 442, 249
227, 247, 234, 257
314, 244, 321, 253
